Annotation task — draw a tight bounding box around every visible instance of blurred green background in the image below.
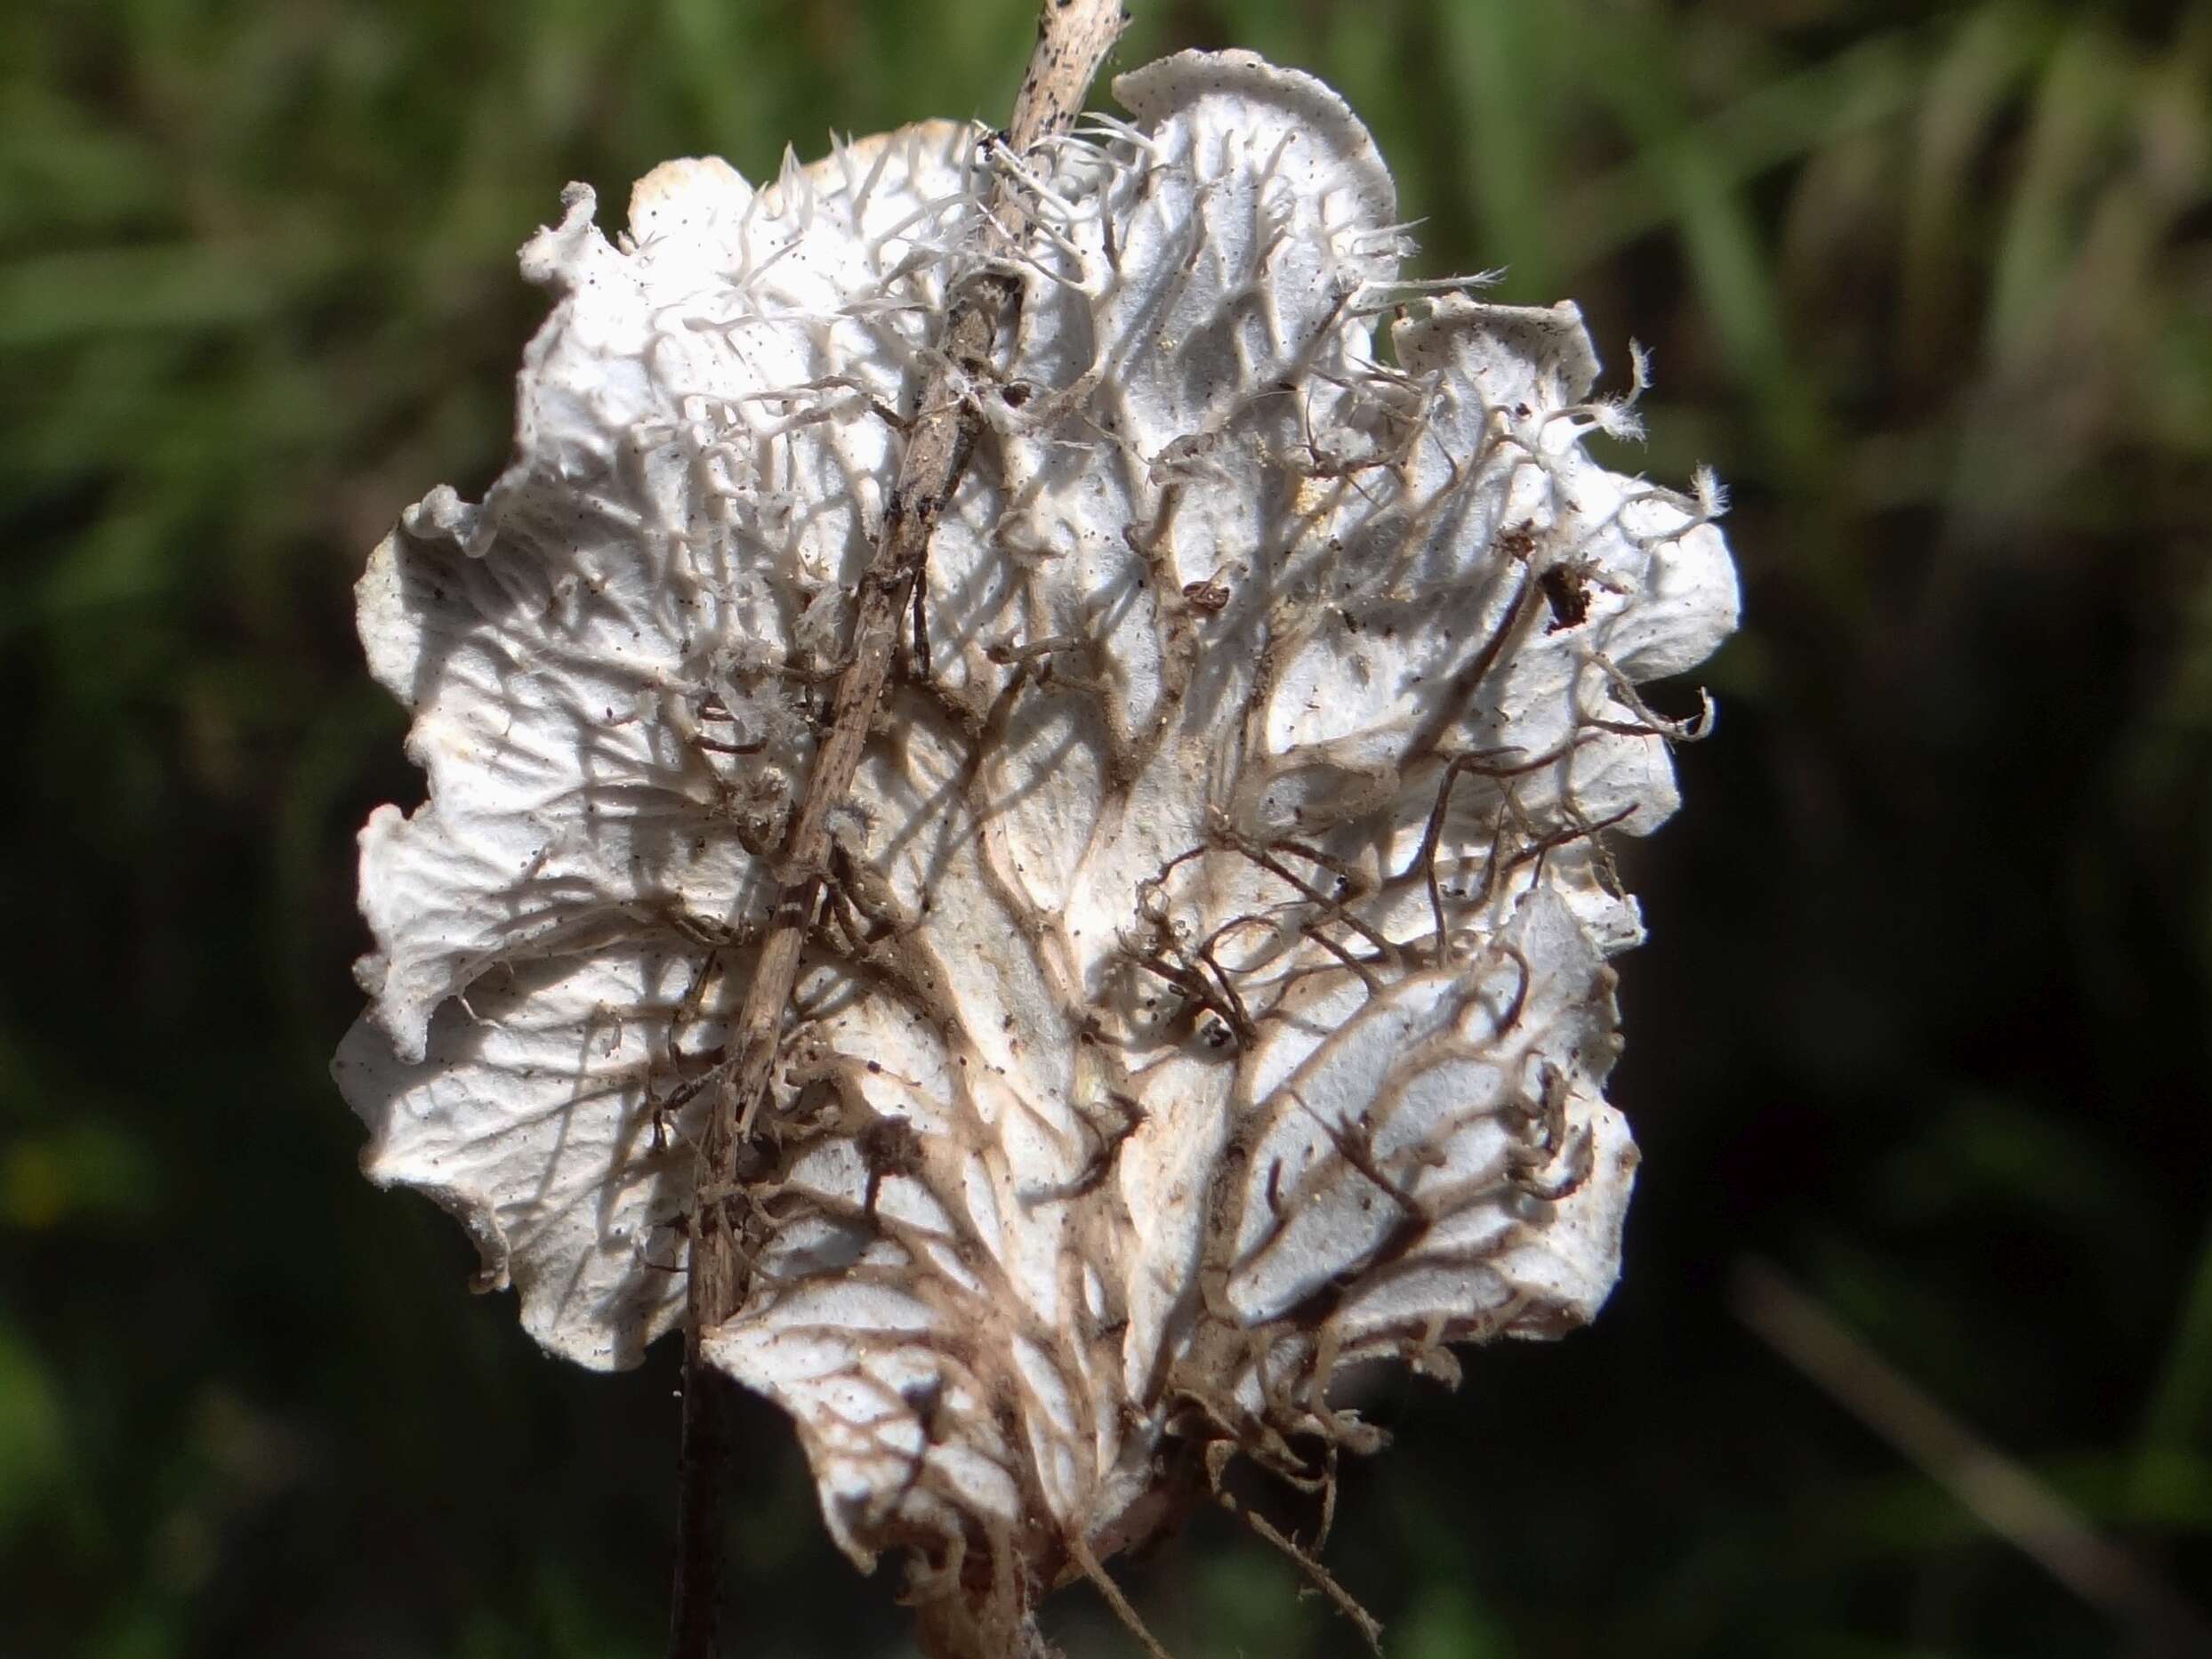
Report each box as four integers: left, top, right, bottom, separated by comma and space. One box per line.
5, 0, 2212, 1655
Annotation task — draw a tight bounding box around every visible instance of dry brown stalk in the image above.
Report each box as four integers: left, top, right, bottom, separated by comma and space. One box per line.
668, 5, 1131, 1655
1733, 1259, 2212, 1655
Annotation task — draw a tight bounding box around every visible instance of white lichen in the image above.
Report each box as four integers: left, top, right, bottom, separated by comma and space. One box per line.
335, 49, 1736, 1594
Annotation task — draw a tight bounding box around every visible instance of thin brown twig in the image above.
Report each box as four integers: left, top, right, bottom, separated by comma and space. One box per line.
667, 5, 1130, 1656
1732, 1258, 2212, 1655
1066, 1529, 1175, 1659
1239, 1506, 1384, 1656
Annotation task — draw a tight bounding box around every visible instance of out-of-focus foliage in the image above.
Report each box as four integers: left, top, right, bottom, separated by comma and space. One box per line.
2, 2, 2208, 1656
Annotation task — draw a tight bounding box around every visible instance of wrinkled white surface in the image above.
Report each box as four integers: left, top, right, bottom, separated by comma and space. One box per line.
336, 52, 1737, 1570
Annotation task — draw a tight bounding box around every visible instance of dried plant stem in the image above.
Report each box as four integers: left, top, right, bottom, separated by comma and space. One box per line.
1733, 1259, 2212, 1654
668, 4, 1130, 1656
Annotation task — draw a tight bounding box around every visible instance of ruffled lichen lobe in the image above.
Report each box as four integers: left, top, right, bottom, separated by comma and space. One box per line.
335, 46, 1736, 1598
